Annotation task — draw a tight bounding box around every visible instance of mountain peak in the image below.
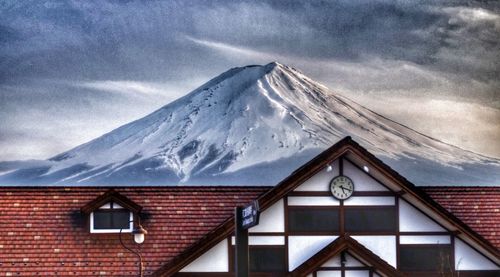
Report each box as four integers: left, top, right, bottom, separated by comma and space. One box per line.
2, 63, 499, 186
264, 61, 282, 70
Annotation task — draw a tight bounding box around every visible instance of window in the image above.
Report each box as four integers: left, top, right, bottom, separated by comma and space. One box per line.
344, 207, 397, 232
288, 207, 340, 233
90, 202, 133, 233
249, 246, 286, 272
400, 245, 452, 272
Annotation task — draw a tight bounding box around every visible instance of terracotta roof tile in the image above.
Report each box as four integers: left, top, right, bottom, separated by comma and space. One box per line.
422, 186, 500, 249
1, 185, 498, 275
0, 186, 268, 276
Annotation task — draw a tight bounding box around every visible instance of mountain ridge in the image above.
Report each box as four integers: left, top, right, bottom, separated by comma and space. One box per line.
1, 62, 499, 186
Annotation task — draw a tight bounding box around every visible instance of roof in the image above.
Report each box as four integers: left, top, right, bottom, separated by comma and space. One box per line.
0, 186, 268, 276
153, 136, 500, 276
422, 186, 500, 249
291, 235, 403, 277
0, 184, 498, 276
80, 188, 143, 214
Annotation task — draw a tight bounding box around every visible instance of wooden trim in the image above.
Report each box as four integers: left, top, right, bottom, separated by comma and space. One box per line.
287, 231, 341, 236
345, 145, 500, 259
228, 236, 234, 272
152, 218, 235, 277
290, 235, 405, 277
339, 156, 344, 175
399, 197, 450, 232
316, 266, 372, 270
288, 191, 332, 196
450, 235, 455, 272
284, 196, 289, 272
343, 158, 394, 193
399, 231, 452, 235
80, 189, 142, 214
257, 137, 352, 211
453, 236, 500, 269
288, 206, 341, 210
288, 191, 395, 196
246, 232, 284, 236
340, 250, 345, 277
340, 199, 345, 235
396, 196, 400, 270
152, 136, 499, 276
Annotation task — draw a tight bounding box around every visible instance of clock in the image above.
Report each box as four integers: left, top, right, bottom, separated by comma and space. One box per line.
330, 175, 354, 200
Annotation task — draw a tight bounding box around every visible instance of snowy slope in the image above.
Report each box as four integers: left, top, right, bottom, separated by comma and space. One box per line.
1, 62, 499, 186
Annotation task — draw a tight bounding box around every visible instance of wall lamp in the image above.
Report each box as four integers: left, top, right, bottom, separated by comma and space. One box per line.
120, 219, 148, 277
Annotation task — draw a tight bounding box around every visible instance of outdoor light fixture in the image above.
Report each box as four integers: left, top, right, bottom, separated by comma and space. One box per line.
120, 219, 147, 277
326, 164, 333, 172
363, 165, 370, 173
132, 224, 148, 244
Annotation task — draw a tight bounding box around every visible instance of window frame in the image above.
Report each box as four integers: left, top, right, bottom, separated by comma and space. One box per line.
89, 202, 134, 233
343, 205, 398, 234
399, 244, 453, 272
248, 245, 287, 273
287, 206, 341, 234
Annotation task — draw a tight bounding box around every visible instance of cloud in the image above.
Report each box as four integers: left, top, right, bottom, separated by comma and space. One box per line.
347, 95, 500, 158
0, 78, 199, 160
444, 7, 500, 29
77, 80, 171, 97
0, 0, 499, 160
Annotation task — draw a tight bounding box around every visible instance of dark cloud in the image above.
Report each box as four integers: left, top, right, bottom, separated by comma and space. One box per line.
0, 0, 499, 159
1, 1, 498, 83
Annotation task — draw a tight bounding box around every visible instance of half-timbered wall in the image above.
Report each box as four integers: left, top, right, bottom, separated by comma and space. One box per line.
312, 252, 382, 277
177, 156, 499, 276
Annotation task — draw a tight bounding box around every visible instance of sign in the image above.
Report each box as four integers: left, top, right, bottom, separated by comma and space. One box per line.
240, 200, 260, 230
234, 201, 260, 277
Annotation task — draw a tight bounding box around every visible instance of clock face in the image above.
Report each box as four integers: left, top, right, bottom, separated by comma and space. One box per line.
330, 175, 354, 200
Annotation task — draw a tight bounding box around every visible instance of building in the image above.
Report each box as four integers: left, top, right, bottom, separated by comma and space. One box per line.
0, 137, 498, 276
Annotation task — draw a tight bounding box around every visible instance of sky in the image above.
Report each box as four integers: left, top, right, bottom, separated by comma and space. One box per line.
0, 0, 499, 161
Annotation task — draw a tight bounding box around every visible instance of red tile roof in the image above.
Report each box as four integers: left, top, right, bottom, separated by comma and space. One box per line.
0, 186, 268, 276
422, 186, 500, 249
0, 185, 498, 276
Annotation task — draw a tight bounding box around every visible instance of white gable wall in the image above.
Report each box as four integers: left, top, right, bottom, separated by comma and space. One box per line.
345, 271, 370, 277
343, 196, 394, 206
322, 253, 364, 267
455, 239, 499, 270
399, 200, 445, 232
249, 199, 284, 232
294, 160, 339, 191
351, 236, 397, 267
343, 160, 388, 191
317, 271, 341, 277
175, 155, 499, 275
288, 236, 338, 271
180, 239, 229, 272
288, 196, 340, 206
400, 235, 450, 244
316, 253, 373, 277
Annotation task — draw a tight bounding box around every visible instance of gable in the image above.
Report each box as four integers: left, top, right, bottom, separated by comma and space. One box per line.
80, 189, 142, 214
399, 199, 445, 232
290, 235, 403, 277
158, 137, 499, 277
180, 239, 229, 272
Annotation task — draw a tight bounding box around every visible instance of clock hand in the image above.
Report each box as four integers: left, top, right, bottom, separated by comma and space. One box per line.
340, 185, 352, 192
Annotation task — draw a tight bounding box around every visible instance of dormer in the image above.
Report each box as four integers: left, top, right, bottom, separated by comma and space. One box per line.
81, 189, 143, 234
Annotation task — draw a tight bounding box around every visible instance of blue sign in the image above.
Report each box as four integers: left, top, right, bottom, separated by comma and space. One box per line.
240, 200, 260, 229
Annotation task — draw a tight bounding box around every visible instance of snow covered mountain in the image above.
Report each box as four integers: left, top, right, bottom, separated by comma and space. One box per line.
1, 62, 499, 186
